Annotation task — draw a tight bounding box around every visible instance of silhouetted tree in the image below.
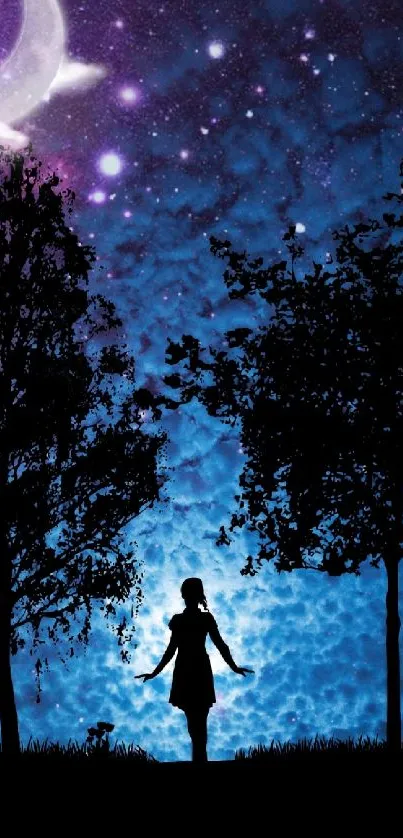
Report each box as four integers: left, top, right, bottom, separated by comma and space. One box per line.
162, 162, 403, 753
0, 146, 167, 755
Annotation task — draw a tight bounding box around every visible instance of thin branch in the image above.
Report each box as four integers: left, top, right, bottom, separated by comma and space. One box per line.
12, 600, 80, 629
11, 501, 146, 606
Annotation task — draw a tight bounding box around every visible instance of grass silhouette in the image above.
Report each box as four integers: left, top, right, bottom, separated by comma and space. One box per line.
234, 733, 397, 761
0, 729, 400, 763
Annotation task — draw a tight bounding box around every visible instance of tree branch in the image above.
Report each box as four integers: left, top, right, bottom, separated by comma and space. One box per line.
12, 600, 79, 630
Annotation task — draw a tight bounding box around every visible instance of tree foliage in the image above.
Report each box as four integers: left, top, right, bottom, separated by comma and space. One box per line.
0, 145, 167, 706
163, 162, 403, 580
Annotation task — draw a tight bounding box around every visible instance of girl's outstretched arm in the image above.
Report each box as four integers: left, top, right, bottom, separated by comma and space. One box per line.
135, 635, 178, 682
151, 636, 178, 677
208, 619, 239, 672
209, 618, 254, 675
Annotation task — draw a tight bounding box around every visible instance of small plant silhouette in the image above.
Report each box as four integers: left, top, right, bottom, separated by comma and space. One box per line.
86, 721, 115, 757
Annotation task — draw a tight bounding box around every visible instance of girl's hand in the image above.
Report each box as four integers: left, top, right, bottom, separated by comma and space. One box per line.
235, 666, 254, 677
134, 673, 154, 682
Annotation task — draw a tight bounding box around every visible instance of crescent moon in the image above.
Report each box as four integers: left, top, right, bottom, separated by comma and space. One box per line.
0, 0, 66, 126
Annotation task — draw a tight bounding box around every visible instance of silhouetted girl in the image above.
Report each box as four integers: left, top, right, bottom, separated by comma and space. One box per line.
135, 577, 254, 762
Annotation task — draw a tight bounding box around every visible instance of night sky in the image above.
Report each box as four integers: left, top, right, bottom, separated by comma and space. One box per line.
2, 0, 403, 761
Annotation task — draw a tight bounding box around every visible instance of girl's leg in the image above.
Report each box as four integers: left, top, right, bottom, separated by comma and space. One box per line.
185, 707, 209, 763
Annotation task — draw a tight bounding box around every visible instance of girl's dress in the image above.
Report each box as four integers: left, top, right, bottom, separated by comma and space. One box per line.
168, 607, 219, 711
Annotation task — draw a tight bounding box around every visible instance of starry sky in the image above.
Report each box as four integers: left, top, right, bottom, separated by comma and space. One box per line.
2, 0, 403, 761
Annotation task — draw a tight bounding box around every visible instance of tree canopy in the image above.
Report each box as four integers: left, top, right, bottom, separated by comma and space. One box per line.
161, 160, 403, 750
164, 168, 403, 578
0, 145, 167, 751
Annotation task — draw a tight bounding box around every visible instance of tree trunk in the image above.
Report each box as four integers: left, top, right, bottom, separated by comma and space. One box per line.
385, 558, 401, 753
0, 591, 20, 756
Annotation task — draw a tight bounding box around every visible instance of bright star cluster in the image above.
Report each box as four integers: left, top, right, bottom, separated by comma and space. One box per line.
1, 0, 402, 762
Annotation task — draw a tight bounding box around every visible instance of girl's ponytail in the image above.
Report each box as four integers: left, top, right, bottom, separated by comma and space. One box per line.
201, 594, 209, 612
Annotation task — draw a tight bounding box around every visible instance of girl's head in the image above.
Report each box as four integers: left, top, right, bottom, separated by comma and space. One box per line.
181, 577, 209, 611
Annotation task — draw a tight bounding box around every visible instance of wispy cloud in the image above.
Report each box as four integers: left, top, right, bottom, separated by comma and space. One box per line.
0, 57, 107, 150
0, 120, 29, 150
43, 57, 108, 102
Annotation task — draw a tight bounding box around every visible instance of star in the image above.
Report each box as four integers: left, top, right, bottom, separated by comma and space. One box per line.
119, 86, 139, 104
98, 152, 123, 176
208, 41, 225, 59
89, 190, 106, 204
